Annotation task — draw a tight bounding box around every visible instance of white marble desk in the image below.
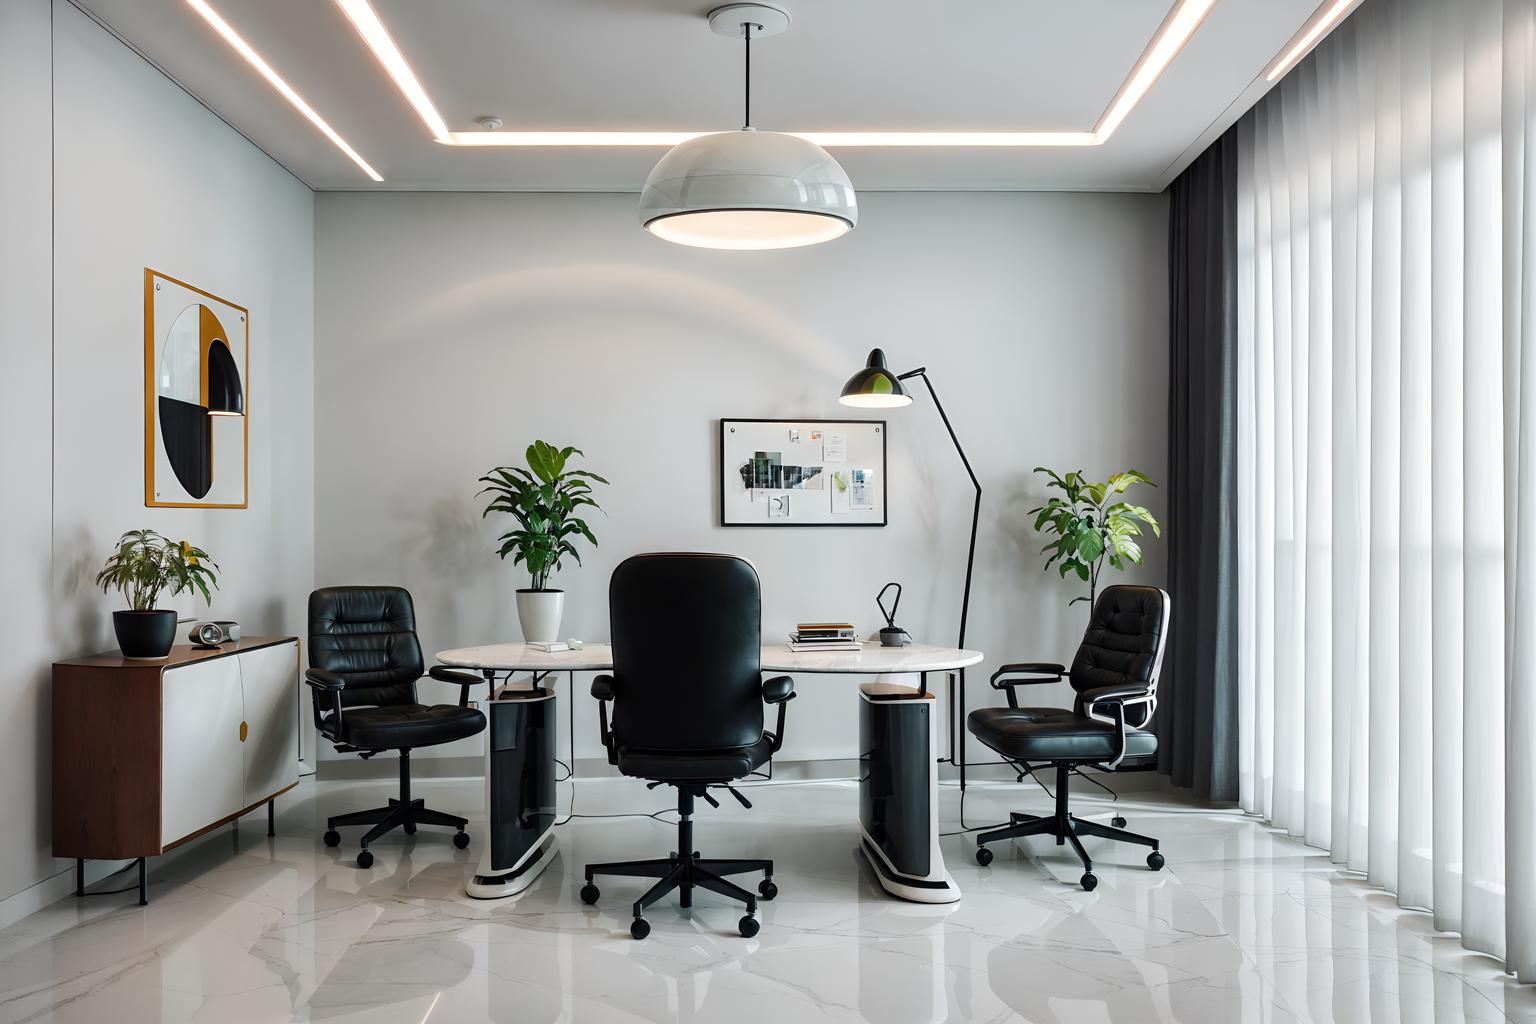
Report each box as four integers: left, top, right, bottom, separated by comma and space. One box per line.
437, 640, 983, 904
436, 640, 981, 676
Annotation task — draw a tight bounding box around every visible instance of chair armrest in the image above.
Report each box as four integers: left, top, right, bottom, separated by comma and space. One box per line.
304, 669, 346, 737
429, 665, 482, 708
1076, 684, 1150, 770
305, 667, 346, 690
990, 662, 1065, 684
761, 675, 796, 753
1077, 683, 1150, 706
761, 675, 795, 704
591, 674, 617, 765
990, 662, 1066, 707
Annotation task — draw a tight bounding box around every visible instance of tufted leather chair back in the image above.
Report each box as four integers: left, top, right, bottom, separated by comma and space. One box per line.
308, 587, 423, 709
608, 553, 764, 752
1069, 585, 1171, 727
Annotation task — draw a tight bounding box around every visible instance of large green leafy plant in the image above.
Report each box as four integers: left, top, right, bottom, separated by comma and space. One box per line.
96, 529, 219, 610
480, 441, 608, 591
1030, 468, 1160, 609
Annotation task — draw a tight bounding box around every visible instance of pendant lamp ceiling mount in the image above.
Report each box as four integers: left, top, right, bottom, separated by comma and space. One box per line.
708, 4, 790, 40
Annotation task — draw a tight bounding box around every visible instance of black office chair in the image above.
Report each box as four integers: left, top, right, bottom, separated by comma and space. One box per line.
968, 584, 1171, 890
306, 586, 487, 868
581, 553, 796, 940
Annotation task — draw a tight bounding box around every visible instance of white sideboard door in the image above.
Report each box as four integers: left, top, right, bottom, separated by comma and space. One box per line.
238, 641, 299, 808
161, 656, 244, 846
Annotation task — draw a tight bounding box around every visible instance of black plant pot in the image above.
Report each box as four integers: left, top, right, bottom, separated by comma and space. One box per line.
113, 609, 178, 660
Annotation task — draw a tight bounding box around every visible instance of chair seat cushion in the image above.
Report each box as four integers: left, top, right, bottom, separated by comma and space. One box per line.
967, 706, 1158, 763
339, 704, 486, 750
616, 736, 772, 782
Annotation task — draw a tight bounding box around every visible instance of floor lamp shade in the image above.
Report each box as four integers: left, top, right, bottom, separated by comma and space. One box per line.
839, 349, 912, 408
639, 130, 857, 250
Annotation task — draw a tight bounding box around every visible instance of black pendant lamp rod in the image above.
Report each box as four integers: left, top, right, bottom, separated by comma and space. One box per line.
743, 21, 753, 129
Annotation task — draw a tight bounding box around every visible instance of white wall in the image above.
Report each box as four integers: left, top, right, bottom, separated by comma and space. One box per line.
314, 190, 1168, 764
0, 0, 60, 919
0, 0, 315, 918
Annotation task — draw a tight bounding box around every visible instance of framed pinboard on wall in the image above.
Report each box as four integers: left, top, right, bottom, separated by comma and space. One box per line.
719, 418, 887, 527
144, 269, 248, 508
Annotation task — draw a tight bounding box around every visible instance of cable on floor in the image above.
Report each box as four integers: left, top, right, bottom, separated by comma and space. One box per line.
75, 858, 145, 897
939, 758, 1056, 835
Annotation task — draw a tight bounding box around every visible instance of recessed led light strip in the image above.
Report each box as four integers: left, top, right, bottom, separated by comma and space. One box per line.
334, 0, 1216, 149
335, 0, 451, 142
185, 0, 383, 180
428, 0, 1215, 148
1094, 0, 1218, 138
1264, 0, 1359, 82
443, 130, 1101, 147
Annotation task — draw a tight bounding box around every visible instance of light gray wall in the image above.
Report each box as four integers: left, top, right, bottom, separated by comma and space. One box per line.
0, 0, 315, 920
314, 190, 1168, 764
0, 0, 59, 920
51, 0, 316, 653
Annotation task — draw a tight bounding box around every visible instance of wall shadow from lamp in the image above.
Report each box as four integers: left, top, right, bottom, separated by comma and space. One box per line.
145, 269, 248, 508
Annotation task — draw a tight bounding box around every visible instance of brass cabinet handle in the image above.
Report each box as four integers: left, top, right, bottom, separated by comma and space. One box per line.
239, 721, 248, 742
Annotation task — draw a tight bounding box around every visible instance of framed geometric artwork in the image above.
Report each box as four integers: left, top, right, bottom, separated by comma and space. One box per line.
144, 269, 248, 508
719, 418, 887, 527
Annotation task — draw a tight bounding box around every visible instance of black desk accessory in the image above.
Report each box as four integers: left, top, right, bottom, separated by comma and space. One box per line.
189, 622, 227, 648
876, 582, 912, 647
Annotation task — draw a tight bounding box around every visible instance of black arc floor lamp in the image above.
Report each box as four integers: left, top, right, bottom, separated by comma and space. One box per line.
839, 348, 980, 789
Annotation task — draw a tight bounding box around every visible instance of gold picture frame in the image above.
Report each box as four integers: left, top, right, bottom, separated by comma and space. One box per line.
144, 268, 249, 508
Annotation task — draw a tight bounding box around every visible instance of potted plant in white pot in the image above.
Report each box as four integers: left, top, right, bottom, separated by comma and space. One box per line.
480, 441, 607, 644
95, 529, 220, 659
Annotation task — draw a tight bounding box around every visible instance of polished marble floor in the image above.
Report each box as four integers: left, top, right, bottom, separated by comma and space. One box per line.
2, 773, 1532, 1023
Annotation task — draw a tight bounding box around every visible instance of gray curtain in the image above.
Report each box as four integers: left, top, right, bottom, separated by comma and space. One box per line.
1157, 131, 1238, 801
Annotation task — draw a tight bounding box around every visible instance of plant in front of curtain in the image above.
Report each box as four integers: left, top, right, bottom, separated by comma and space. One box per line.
479, 441, 608, 643
1029, 468, 1160, 610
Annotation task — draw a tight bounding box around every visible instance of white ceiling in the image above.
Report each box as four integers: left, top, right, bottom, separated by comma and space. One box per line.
73, 0, 1337, 193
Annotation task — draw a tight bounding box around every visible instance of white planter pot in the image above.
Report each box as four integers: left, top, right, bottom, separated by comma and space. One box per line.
516, 589, 565, 644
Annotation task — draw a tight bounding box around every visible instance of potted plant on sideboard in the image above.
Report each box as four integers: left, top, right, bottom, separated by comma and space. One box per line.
95, 529, 220, 659
480, 441, 607, 644
1029, 467, 1161, 612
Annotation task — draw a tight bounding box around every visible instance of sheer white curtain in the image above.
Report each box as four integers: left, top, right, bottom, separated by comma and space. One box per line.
1235, 0, 1536, 978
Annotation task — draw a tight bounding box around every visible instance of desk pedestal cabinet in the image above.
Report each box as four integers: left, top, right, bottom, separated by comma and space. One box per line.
52, 636, 301, 904
859, 682, 960, 903
468, 685, 558, 899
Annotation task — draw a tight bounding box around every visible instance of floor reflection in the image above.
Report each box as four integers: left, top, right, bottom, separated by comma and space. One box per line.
0, 776, 1531, 1023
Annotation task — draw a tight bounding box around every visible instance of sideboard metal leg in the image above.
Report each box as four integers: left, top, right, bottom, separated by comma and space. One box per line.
75, 859, 84, 897
267, 798, 276, 837
138, 858, 147, 906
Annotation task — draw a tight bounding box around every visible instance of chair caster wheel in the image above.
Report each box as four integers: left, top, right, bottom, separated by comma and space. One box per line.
630, 918, 651, 940
403, 823, 417, 835
975, 846, 994, 866
580, 882, 600, 905
1147, 851, 1165, 871
738, 915, 760, 938
453, 831, 471, 849
323, 829, 341, 848
1112, 816, 1127, 827
757, 879, 777, 900
356, 850, 374, 869
1080, 871, 1097, 891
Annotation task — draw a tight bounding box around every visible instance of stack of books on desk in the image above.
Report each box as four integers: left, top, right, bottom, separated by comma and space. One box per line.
526, 640, 570, 653
787, 623, 863, 652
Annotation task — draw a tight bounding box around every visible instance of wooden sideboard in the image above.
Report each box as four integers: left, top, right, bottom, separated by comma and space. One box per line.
53, 635, 300, 903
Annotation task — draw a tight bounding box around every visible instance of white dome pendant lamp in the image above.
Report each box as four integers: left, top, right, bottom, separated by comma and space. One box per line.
639, 3, 857, 250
